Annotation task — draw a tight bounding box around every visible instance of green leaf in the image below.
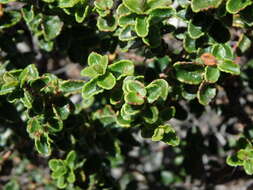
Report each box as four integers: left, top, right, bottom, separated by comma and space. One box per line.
217, 59, 240, 75
116, 113, 132, 127
109, 60, 134, 80
226, 155, 243, 167
42, 15, 63, 41
117, 4, 131, 16
152, 124, 180, 146
123, 0, 145, 14
226, 0, 253, 14
57, 176, 67, 189
125, 80, 146, 96
148, 7, 175, 24
58, 0, 80, 8
240, 5, 253, 26
146, 0, 172, 11
174, 62, 204, 85
197, 83, 216, 105
97, 15, 117, 32
66, 150, 77, 169
188, 20, 204, 39
75, 4, 90, 23
146, 84, 162, 103
97, 72, 116, 90
125, 91, 145, 105
212, 44, 234, 60
237, 34, 251, 53
162, 125, 180, 146
94, 0, 113, 10
0, 11, 21, 29
135, 16, 149, 37
82, 79, 104, 99
244, 160, 253, 175
35, 134, 51, 156
143, 106, 159, 124
88, 52, 107, 66
60, 80, 84, 94
0, 81, 18, 95
148, 79, 170, 101
118, 14, 136, 27
49, 159, 61, 171
183, 34, 197, 53
191, 0, 223, 12
67, 170, 76, 183
27, 117, 43, 138
204, 66, 220, 83
119, 25, 137, 41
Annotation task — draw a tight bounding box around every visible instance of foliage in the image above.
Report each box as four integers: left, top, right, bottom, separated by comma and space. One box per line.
0, 0, 253, 189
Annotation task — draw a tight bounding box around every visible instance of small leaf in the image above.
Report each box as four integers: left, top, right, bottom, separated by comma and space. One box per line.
217, 59, 240, 75
67, 170, 76, 183
191, 0, 223, 12
204, 66, 220, 83
42, 15, 63, 41
57, 176, 67, 189
125, 80, 146, 96
97, 15, 117, 32
174, 62, 204, 85
97, 72, 116, 90
146, 84, 162, 103
143, 106, 159, 124
60, 80, 84, 94
58, 0, 79, 8
148, 79, 170, 101
123, 0, 145, 14
237, 34, 251, 53
197, 82, 216, 105
66, 150, 77, 169
82, 79, 104, 99
49, 159, 61, 171
135, 16, 149, 37
125, 91, 145, 105
35, 134, 51, 156
94, 0, 113, 10
0, 81, 18, 95
109, 60, 134, 80
212, 44, 234, 60
226, 0, 253, 14
119, 25, 137, 41
188, 20, 204, 39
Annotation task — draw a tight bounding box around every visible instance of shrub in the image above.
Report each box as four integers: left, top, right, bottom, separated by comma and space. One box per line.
0, 0, 253, 189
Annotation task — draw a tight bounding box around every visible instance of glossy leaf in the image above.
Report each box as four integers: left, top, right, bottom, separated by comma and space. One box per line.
174, 62, 204, 85
197, 83, 216, 105
226, 0, 253, 14
217, 59, 240, 75
204, 66, 220, 83
109, 60, 134, 80
191, 0, 223, 12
